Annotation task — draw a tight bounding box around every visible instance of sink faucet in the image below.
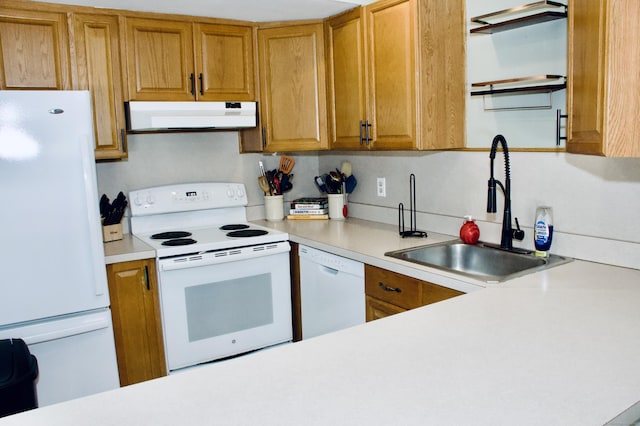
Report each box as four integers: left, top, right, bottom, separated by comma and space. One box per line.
487, 134, 524, 250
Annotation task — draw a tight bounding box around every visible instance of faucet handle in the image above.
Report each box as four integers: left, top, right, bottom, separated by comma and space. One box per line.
512, 217, 525, 241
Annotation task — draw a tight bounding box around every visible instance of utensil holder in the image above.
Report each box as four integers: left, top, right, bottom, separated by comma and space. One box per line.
328, 194, 346, 220
264, 195, 284, 221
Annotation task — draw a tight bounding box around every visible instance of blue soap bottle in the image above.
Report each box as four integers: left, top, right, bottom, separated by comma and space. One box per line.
534, 206, 554, 257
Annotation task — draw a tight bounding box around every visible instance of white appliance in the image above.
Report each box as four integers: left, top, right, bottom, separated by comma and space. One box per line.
125, 101, 257, 132
130, 183, 292, 373
298, 245, 365, 339
0, 91, 120, 406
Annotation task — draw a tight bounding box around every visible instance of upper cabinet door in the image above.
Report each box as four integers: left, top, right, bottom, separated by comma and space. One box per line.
194, 23, 256, 101
567, 0, 640, 157
72, 13, 127, 160
364, 0, 416, 150
325, 9, 368, 150
325, 0, 465, 151
124, 17, 195, 101
0, 8, 71, 90
417, 0, 465, 150
258, 23, 328, 152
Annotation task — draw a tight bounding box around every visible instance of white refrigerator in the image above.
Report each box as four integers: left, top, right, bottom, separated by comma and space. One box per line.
0, 91, 120, 407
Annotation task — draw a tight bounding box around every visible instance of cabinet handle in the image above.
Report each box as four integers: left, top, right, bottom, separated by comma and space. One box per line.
379, 282, 401, 293
359, 120, 364, 145
144, 265, 150, 291
365, 120, 372, 145
199, 73, 204, 96
189, 73, 195, 96
556, 109, 567, 146
120, 129, 127, 154
261, 127, 267, 149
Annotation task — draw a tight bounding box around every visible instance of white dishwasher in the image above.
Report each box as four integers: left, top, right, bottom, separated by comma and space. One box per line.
298, 245, 365, 339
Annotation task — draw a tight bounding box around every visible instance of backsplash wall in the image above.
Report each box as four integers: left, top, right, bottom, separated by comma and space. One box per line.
318, 150, 640, 269
95, 132, 320, 226
97, 131, 640, 269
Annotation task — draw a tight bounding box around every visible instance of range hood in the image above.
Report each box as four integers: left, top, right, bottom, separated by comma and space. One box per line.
125, 101, 257, 132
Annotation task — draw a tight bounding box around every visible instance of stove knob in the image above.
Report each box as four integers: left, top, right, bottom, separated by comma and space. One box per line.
236, 186, 245, 198
146, 194, 155, 205
227, 187, 235, 199
134, 195, 143, 206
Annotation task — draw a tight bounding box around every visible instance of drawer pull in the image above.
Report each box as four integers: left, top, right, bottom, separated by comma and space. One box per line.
379, 282, 401, 293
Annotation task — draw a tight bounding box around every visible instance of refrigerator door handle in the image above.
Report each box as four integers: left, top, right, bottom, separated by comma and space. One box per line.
80, 134, 110, 297
21, 315, 111, 345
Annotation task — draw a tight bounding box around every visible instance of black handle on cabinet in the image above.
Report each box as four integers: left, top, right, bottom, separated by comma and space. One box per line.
359, 120, 364, 145
120, 129, 127, 154
379, 282, 401, 293
261, 127, 267, 149
199, 73, 204, 96
189, 73, 195, 96
365, 120, 372, 145
556, 109, 567, 146
144, 265, 150, 291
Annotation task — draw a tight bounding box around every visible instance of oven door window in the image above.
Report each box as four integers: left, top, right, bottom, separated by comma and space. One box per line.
158, 252, 292, 372
185, 273, 273, 341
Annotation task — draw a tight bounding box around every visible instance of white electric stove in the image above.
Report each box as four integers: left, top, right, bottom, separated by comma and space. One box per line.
129, 182, 292, 372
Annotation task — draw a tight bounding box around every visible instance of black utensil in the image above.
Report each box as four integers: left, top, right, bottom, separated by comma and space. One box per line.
99, 194, 110, 217
314, 175, 327, 193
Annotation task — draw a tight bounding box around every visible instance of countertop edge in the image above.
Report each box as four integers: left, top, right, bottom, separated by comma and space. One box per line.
103, 234, 155, 265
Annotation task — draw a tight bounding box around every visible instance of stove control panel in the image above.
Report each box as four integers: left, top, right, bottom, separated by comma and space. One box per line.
130, 182, 248, 216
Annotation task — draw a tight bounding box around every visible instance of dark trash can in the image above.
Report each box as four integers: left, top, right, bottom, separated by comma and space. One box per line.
0, 338, 38, 418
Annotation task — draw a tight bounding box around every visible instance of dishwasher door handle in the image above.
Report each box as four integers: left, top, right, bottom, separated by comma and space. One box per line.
320, 265, 339, 276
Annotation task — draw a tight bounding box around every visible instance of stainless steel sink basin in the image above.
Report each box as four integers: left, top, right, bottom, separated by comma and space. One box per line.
385, 241, 572, 283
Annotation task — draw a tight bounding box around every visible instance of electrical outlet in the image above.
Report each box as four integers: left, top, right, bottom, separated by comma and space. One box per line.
376, 177, 386, 197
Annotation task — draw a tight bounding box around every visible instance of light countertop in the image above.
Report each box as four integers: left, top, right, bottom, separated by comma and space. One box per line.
103, 234, 155, 265
54, 218, 640, 425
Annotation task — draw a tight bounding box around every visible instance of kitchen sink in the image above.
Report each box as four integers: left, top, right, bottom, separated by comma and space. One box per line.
385, 241, 572, 283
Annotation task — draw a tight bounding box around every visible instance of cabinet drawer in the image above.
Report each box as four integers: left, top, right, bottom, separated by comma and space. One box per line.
365, 265, 421, 310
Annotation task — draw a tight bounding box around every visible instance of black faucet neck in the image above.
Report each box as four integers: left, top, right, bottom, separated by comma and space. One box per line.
488, 134, 514, 250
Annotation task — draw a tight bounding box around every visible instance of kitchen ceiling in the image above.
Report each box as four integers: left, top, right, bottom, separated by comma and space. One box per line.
42, 0, 376, 21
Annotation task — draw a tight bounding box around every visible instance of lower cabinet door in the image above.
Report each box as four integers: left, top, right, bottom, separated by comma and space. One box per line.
366, 296, 406, 322
106, 259, 166, 386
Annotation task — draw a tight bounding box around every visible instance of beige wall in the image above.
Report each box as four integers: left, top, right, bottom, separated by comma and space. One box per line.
96, 134, 640, 269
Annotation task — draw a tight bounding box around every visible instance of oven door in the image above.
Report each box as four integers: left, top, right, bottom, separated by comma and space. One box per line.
157, 244, 292, 372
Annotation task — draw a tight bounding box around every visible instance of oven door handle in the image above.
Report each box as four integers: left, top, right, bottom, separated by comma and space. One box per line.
159, 241, 291, 271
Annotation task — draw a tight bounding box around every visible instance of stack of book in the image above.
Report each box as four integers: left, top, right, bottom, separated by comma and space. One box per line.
287, 197, 329, 220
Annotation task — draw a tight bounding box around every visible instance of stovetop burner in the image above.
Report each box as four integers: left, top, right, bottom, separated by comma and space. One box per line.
161, 238, 198, 246
226, 229, 269, 238
130, 183, 289, 258
151, 231, 193, 240
219, 224, 250, 231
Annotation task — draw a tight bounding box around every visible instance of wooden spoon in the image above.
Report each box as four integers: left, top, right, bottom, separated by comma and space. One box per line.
258, 176, 271, 195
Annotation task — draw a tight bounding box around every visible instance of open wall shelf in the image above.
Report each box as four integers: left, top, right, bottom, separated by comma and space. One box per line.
470, 1, 567, 34
471, 75, 567, 97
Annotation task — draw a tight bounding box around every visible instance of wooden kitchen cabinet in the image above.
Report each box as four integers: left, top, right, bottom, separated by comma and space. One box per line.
193, 22, 256, 101
0, 7, 71, 90
325, 0, 466, 151
566, 0, 640, 157
72, 13, 128, 160
107, 259, 167, 386
123, 17, 255, 102
257, 23, 329, 152
365, 264, 463, 322
325, 8, 367, 150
